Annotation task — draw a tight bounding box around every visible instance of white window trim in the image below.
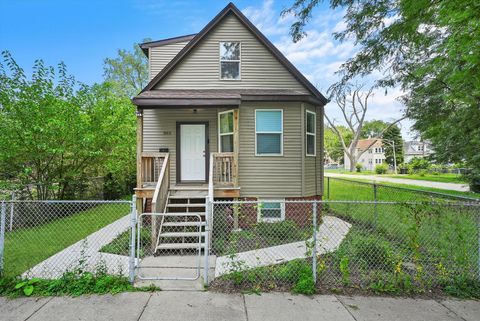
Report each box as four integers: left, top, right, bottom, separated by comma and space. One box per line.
254, 109, 284, 157
218, 110, 235, 152
257, 199, 286, 223
219, 41, 241, 81
305, 110, 316, 157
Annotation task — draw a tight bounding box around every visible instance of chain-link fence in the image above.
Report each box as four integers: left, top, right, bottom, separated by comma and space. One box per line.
325, 176, 479, 203
0, 200, 133, 279
208, 199, 480, 294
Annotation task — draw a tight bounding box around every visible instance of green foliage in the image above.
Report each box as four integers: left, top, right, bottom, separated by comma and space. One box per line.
0, 51, 136, 200
355, 163, 362, 172
339, 256, 350, 285
407, 158, 431, 174
100, 227, 151, 258
374, 163, 388, 175
382, 125, 404, 165
14, 278, 41, 296
103, 39, 150, 98
361, 120, 388, 139
351, 236, 393, 270
325, 125, 351, 164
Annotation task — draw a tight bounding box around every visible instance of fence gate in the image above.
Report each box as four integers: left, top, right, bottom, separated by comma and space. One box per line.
131, 210, 206, 282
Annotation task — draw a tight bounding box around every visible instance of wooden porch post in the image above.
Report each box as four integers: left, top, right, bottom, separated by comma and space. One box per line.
233, 109, 239, 187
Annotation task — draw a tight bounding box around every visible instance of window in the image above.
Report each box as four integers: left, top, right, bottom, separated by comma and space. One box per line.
257, 199, 285, 222
218, 110, 234, 152
255, 110, 283, 156
219, 42, 240, 80
368, 159, 373, 164
306, 111, 316, 156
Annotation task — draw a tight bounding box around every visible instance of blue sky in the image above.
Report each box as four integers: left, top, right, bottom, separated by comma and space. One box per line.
0, 0, 411, 138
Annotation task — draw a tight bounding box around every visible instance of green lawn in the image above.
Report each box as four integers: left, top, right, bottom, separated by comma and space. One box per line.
384, 173, 467, 184
325, 176, 479, 200
3, 202, 130, 277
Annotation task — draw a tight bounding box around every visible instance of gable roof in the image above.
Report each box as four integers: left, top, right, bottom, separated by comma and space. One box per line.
140, 2, 328, 105
356, 139, 382, 151
139, 34, 197, 56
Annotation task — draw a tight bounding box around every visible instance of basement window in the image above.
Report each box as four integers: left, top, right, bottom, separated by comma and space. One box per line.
257, 199, 285, 222
219, 42, 241, 80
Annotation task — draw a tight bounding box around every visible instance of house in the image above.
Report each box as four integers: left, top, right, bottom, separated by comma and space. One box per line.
404, 140, 433, 163
344, 139, 385, 171
133, 3, 327, 252
132, 3, 327, 253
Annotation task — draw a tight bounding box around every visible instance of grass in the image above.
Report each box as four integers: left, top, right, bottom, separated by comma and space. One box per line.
3, 203, 130, 277
325, 176, 479, 200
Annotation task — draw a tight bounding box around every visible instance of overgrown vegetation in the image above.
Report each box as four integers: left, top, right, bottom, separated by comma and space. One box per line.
3, 202, 129, 277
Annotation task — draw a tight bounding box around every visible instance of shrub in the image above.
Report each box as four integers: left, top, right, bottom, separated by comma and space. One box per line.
352, 236, 393, 270
407, 157, 431, 173
355, 163, 362, 172
374, 163, 388, 174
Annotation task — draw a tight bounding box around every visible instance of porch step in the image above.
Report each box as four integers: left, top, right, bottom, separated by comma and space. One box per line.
160, 231, 206, 238
156, 243, 206, 250
162, 221, 206, 227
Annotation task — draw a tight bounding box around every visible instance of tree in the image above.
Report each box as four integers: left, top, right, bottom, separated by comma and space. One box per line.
324, 125, 351, 164
382, 124, 404, 167
283, 0, 480, 188
0, 51, 135, 199
325, 83, 405, 171
361, 120, 388, 139
103, 39, 150, 98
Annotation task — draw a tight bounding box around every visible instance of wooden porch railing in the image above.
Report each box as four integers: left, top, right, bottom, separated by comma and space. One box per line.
212, 152, 237, 187
140, 152, 167, 187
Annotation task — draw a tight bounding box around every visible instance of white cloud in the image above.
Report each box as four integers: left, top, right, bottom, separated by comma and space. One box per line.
242, 0, 292, 37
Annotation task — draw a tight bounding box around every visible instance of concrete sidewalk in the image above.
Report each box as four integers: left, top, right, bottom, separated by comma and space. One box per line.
1, 291, 479, 321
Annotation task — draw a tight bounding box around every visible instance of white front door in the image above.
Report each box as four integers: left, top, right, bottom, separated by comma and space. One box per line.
180, 124, 206, 181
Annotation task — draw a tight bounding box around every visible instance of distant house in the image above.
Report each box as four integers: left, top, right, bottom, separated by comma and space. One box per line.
404, 141, 433, 163
344, 139, 385, 171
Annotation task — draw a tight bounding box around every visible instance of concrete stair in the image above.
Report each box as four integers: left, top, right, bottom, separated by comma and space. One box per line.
154, 188, 208, 254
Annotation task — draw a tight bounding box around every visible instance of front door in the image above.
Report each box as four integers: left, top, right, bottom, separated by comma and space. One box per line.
179, 124, 206, 181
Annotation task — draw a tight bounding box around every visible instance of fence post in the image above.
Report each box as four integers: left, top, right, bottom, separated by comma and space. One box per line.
204, 197, 211, 286
129, 195, 137, 284
312, 201, 317, 284
373, 182, 378, 227
9, 192, 14, 232
327, 177, 330, 199
0, 201, 6, 276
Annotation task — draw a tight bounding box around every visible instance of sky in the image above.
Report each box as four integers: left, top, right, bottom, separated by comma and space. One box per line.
0, 0, 414, 139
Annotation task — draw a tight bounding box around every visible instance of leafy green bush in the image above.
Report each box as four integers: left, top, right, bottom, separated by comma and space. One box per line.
355, 163, 362, 172
352, 236, 393, 270
100, 227, 151, 257
407, 157, 431, 173
374, 163, 388, 174
256, 220, 307, 244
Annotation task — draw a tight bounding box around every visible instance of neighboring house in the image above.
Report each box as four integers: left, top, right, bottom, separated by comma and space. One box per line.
344, 139, 385, 171
404, 140, 433, 163
132, 3, 327, 252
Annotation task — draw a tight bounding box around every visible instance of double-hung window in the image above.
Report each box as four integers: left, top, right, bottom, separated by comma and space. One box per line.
255, 110, 283, 156
218, 110, 234, 152
306, 110, 316, 156
257, 199, 285, 222
219, 42, 241, 80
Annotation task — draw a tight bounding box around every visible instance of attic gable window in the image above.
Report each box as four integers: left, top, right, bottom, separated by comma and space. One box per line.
219, 42, 241, 80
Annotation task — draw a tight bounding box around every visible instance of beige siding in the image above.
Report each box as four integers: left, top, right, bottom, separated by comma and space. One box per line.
303, 104, 323, 196
238, 102, 303, 198
149, 41, 190, 80
154, 14, 307, 91
142, 108, 218, 185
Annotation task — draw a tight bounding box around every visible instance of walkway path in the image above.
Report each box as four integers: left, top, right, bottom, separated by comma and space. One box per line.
325, 172, 470, 192
2, 291, 478, 321
23, 215, 130, 279
215, 216, 351, 277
